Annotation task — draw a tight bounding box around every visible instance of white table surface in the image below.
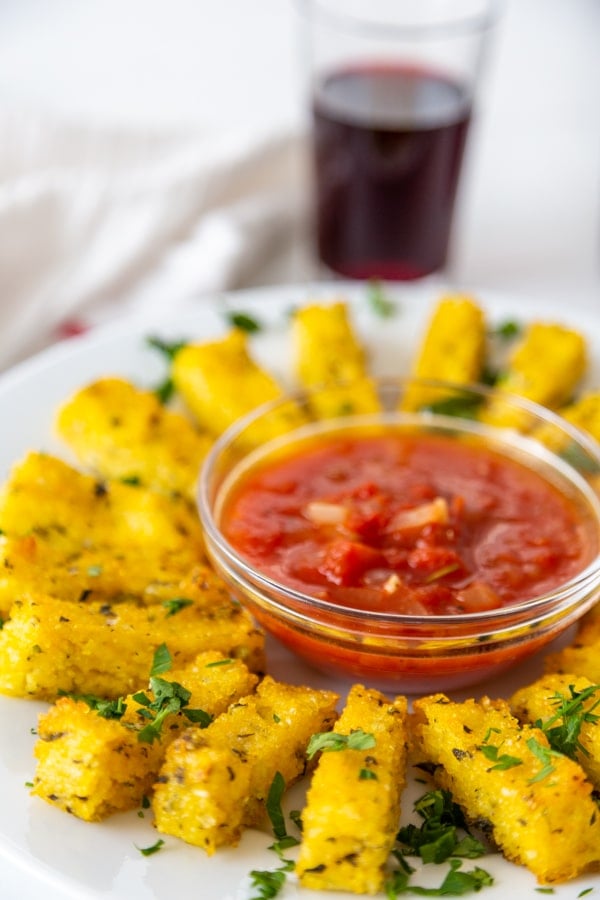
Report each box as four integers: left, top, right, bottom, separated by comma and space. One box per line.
0, 1, 597, 897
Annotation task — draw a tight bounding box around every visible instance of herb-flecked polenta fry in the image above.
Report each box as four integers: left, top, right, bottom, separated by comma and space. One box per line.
510, 672, 600, 790
0, 591, 264, 700
32, 651, 258, 822
292, 302, 380, 417
172, 329, 304, 441
0, 452, 205, 614
482, 322, 587, 428
411, 693, 600, 884
296, 684, 408, 895
56, 377, 213, 499
402, 295, 485, 411
152, 676, 338, 854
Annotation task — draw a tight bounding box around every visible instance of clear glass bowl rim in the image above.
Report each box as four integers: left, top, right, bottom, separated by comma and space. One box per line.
197, 376, 600, 634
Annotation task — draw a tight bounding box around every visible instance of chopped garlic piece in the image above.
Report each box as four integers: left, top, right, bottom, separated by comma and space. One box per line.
389, 497, 449, 532
304, 501, 347, 525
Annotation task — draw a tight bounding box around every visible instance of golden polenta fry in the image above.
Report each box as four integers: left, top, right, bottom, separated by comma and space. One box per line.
56, 377, 213, 499
483, 322, 587, 428
510, 672, 600, 790
296, 685, 408, 895
0, 452, 205, 613
292, 302, 380, 417
172, 329, 304, 441
0, 591, 265, 700
152, 676, 339, 854
411, 693, 600, 884
402, 295, 485, 411
32, 651, 258, 822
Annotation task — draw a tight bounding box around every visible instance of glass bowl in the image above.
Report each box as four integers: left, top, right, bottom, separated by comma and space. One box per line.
197, 378, 600, 693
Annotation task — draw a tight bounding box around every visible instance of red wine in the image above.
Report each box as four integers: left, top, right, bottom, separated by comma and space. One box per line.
312, 65, 472, 280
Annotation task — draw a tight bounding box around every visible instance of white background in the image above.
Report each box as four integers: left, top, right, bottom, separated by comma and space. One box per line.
0, 0, 597, 312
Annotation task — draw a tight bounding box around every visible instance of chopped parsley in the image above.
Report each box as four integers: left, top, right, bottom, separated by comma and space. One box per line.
477, 743, 523, 772
226, 310, 262, 333
162, 597, 194, 617
367, 280, 396, 318
146, 336, 187, 360
133, 676, 212, 743
129, 644, 212, 743
536, 682, 600, 758
422, 394, 484, 420
397, 789, 487, 865
526, 737, 562, 783
150, 642, 172, 676
385, 858, 493, 896
248, 863, 293, 900
306, 728, 376, 759
248, 772, 300, 899
489, 320, 521, 341
136, 838, 165, 856
145, 335, 187, 404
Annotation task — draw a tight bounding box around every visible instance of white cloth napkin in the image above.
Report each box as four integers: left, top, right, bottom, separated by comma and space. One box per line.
0, 110, 309, 370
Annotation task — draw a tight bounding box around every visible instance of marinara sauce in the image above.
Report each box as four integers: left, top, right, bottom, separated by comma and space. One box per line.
220, 431, 592, 616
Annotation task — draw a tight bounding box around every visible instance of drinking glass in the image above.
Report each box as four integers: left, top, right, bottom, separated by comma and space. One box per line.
300, 0, 498, 280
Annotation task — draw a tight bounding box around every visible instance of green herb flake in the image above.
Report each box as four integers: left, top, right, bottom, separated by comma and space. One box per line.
24, 781, 33, 788
578, 889, 594, 897
84, 695, 128, 720
136, 838, 165, 857
535, 889, 555, 895
537, 683, 600, 759
526, 736, 563, 783
397, 789, 487, 865
478, 743, 523, 771
227, 310, 262, 333
490, 320, 521, 341
154, 377, 176, 405
422, 394, 484, 420
248, 864, 291, 899
359, 767, 378, 781
150, 643, 172, 676
265, 771, 288, 842
306, 729, 376, 759
120, 475, 141, 486
162, 597, 194, 617
146, 336, 187, 360
385, 858, 492, 897
367, 280, 396, 318
205, 658, 234, 668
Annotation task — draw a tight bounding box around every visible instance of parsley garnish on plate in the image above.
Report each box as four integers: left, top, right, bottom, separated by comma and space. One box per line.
247, 771, 301, 899
397, 789, 488, 866
145, 335, 187, 404
226, 310, 262, 333
136, 838, 165, 857
367, 280, 396, 318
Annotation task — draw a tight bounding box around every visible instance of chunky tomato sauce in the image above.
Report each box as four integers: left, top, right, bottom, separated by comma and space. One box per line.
221, 432, 592, 616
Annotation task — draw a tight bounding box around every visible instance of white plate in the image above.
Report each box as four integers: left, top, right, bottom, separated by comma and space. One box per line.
0, 282, 599, 900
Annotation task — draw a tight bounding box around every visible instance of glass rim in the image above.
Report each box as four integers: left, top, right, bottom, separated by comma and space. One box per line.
296, 0, 502, 41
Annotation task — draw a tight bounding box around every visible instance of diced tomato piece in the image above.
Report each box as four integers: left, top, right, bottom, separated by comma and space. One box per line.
319, 539, 383, 586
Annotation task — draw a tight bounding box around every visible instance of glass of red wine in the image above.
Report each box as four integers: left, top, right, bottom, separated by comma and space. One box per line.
300, 0, 499, 281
